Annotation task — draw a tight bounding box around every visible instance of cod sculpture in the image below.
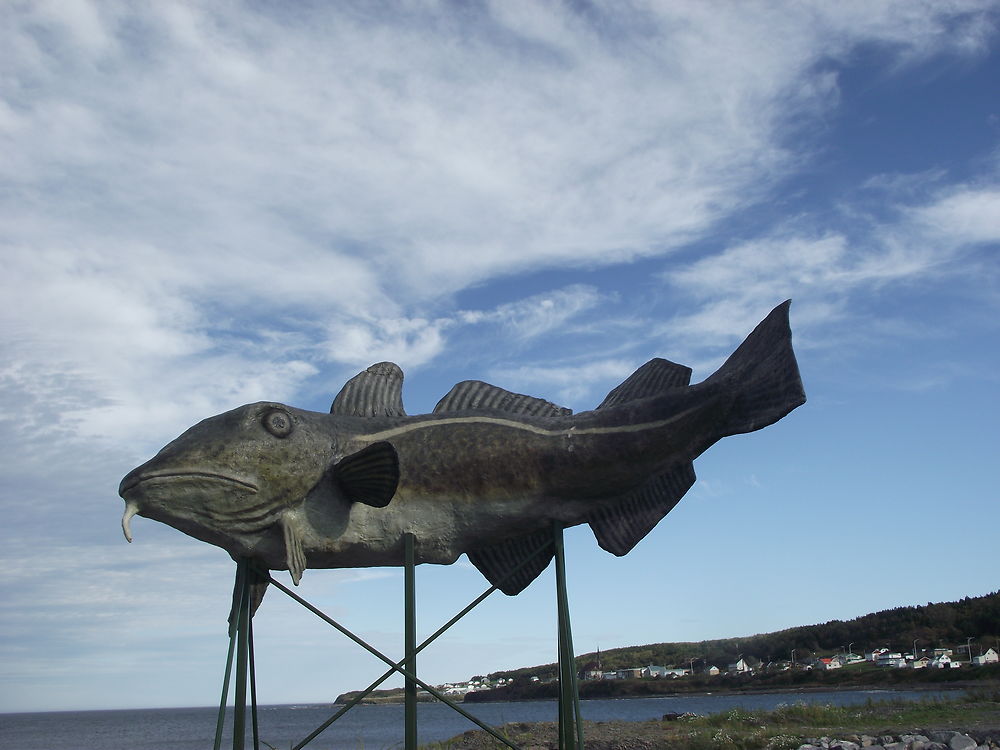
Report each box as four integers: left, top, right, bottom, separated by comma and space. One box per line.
120, 301, 805, 600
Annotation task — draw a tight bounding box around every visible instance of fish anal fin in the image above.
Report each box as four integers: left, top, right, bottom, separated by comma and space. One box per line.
468, 528, 555, 596
334, 441, 399, 508
331, 362, 407, 417
589, 462, 696, 556
597, 358, 692, 410
434, 380, 571, 417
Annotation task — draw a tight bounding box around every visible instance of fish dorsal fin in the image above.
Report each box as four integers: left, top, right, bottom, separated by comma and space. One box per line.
434, 380, 572, 417
467, 528, 555, 596
597, 358, 692, 410
331, 362, 407, 417
334, 442, 399, 508
588, 462, 696, 556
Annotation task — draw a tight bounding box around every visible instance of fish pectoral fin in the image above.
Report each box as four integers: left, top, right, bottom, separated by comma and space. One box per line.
597, 358, 692, 409
467, 528, 555, 596
330, 362, 407, 417
281, 512, 308, 585
588, 462, 696, 556
434, 380, 571, 417
334, 441, 399, 508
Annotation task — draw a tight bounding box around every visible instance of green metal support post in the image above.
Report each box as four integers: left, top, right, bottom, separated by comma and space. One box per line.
214, 563, 244, 750
214, 560, 260, 750
404, 533, 418, 750
553, 524, 584, 750
233, 570, 249, 750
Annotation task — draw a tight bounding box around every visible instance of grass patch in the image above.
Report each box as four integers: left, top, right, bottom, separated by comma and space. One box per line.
674, 695, 999, 750
425, 691, 1000, 750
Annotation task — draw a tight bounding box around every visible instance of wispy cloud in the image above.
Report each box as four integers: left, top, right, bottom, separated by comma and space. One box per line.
660, 177, 1000, 363
489, 358, 638, 407
4, 0, 995, 447
459, 285, 604, 341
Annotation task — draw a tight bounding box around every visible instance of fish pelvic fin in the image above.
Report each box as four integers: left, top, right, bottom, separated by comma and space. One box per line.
588, 462, 696, 556
467, 528, 555, 596
707, 300, 806, 436
434, 380, 571, 417
282, 511, 307, 585
597, 358, 692, 409
331, 362, 407, 417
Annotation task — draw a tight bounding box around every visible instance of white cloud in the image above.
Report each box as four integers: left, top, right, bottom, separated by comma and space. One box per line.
459, 285, 604, 341
323, 315, 448, 371
488, 358, 638, 408
661, 178, 1000, 357
3, 1, 994, 449
910, 187, 1000, 244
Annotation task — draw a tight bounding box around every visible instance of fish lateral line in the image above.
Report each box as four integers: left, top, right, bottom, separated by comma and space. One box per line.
354, 407, 703, 443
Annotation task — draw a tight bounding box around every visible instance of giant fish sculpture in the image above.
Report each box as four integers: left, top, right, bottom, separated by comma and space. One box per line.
120, 301, 804, 598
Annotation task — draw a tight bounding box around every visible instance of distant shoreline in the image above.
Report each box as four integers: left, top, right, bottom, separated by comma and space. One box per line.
335, 679, 988, 705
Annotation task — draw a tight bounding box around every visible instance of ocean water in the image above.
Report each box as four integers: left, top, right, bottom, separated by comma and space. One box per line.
0, 689, 957, 750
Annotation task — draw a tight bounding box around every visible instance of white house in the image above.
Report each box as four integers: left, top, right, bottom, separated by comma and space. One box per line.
867, 648, 890, 662
704, 665, 721, 676
929, 654, 952, 669
728, 658, 751, 674
973, 648, 998, 666
815, 658, 842, 671
876, 652, 906, 668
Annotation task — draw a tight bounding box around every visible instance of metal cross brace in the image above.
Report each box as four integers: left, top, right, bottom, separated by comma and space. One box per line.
214, 526, 583, 750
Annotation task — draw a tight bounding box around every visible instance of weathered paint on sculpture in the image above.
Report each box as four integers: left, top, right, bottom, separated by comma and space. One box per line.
120, 301, 805, 597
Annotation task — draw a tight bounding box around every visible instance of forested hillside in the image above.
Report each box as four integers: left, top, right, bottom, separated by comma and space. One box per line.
489, 590, 1000, 681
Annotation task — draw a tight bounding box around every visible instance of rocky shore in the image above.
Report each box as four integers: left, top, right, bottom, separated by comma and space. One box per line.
794, 730, 999, 750
430, 723, 1000, 750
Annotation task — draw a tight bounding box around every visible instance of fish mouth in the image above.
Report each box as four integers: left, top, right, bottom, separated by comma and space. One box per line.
118, 470, 260, 543
119, 470, 259, 496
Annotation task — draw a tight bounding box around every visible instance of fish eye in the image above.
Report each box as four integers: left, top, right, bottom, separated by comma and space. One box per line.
263, 408, 293, 438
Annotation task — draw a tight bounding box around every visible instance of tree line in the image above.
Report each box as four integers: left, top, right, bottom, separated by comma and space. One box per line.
488, 590, 1000, 682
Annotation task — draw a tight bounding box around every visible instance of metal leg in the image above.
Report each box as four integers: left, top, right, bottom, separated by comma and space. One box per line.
233, 560, 253, 750
214, 560, 259, 750
214, 562, 244, 750
248, 612, 259, 750
404, 533, 417, 750
554, 524, 583, 750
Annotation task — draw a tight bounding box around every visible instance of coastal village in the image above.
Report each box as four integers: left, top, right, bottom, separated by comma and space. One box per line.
438, 646, 1000, 697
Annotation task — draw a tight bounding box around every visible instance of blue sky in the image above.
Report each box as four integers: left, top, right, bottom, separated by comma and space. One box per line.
1, 1, 998, 713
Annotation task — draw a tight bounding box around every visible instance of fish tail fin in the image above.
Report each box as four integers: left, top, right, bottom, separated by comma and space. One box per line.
706, 300, 806, 437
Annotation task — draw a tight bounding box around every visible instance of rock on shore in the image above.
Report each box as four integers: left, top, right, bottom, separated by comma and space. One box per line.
797, 731, 999, 750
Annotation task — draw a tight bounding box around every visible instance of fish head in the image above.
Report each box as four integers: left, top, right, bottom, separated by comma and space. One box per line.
119, 402, 335, 556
